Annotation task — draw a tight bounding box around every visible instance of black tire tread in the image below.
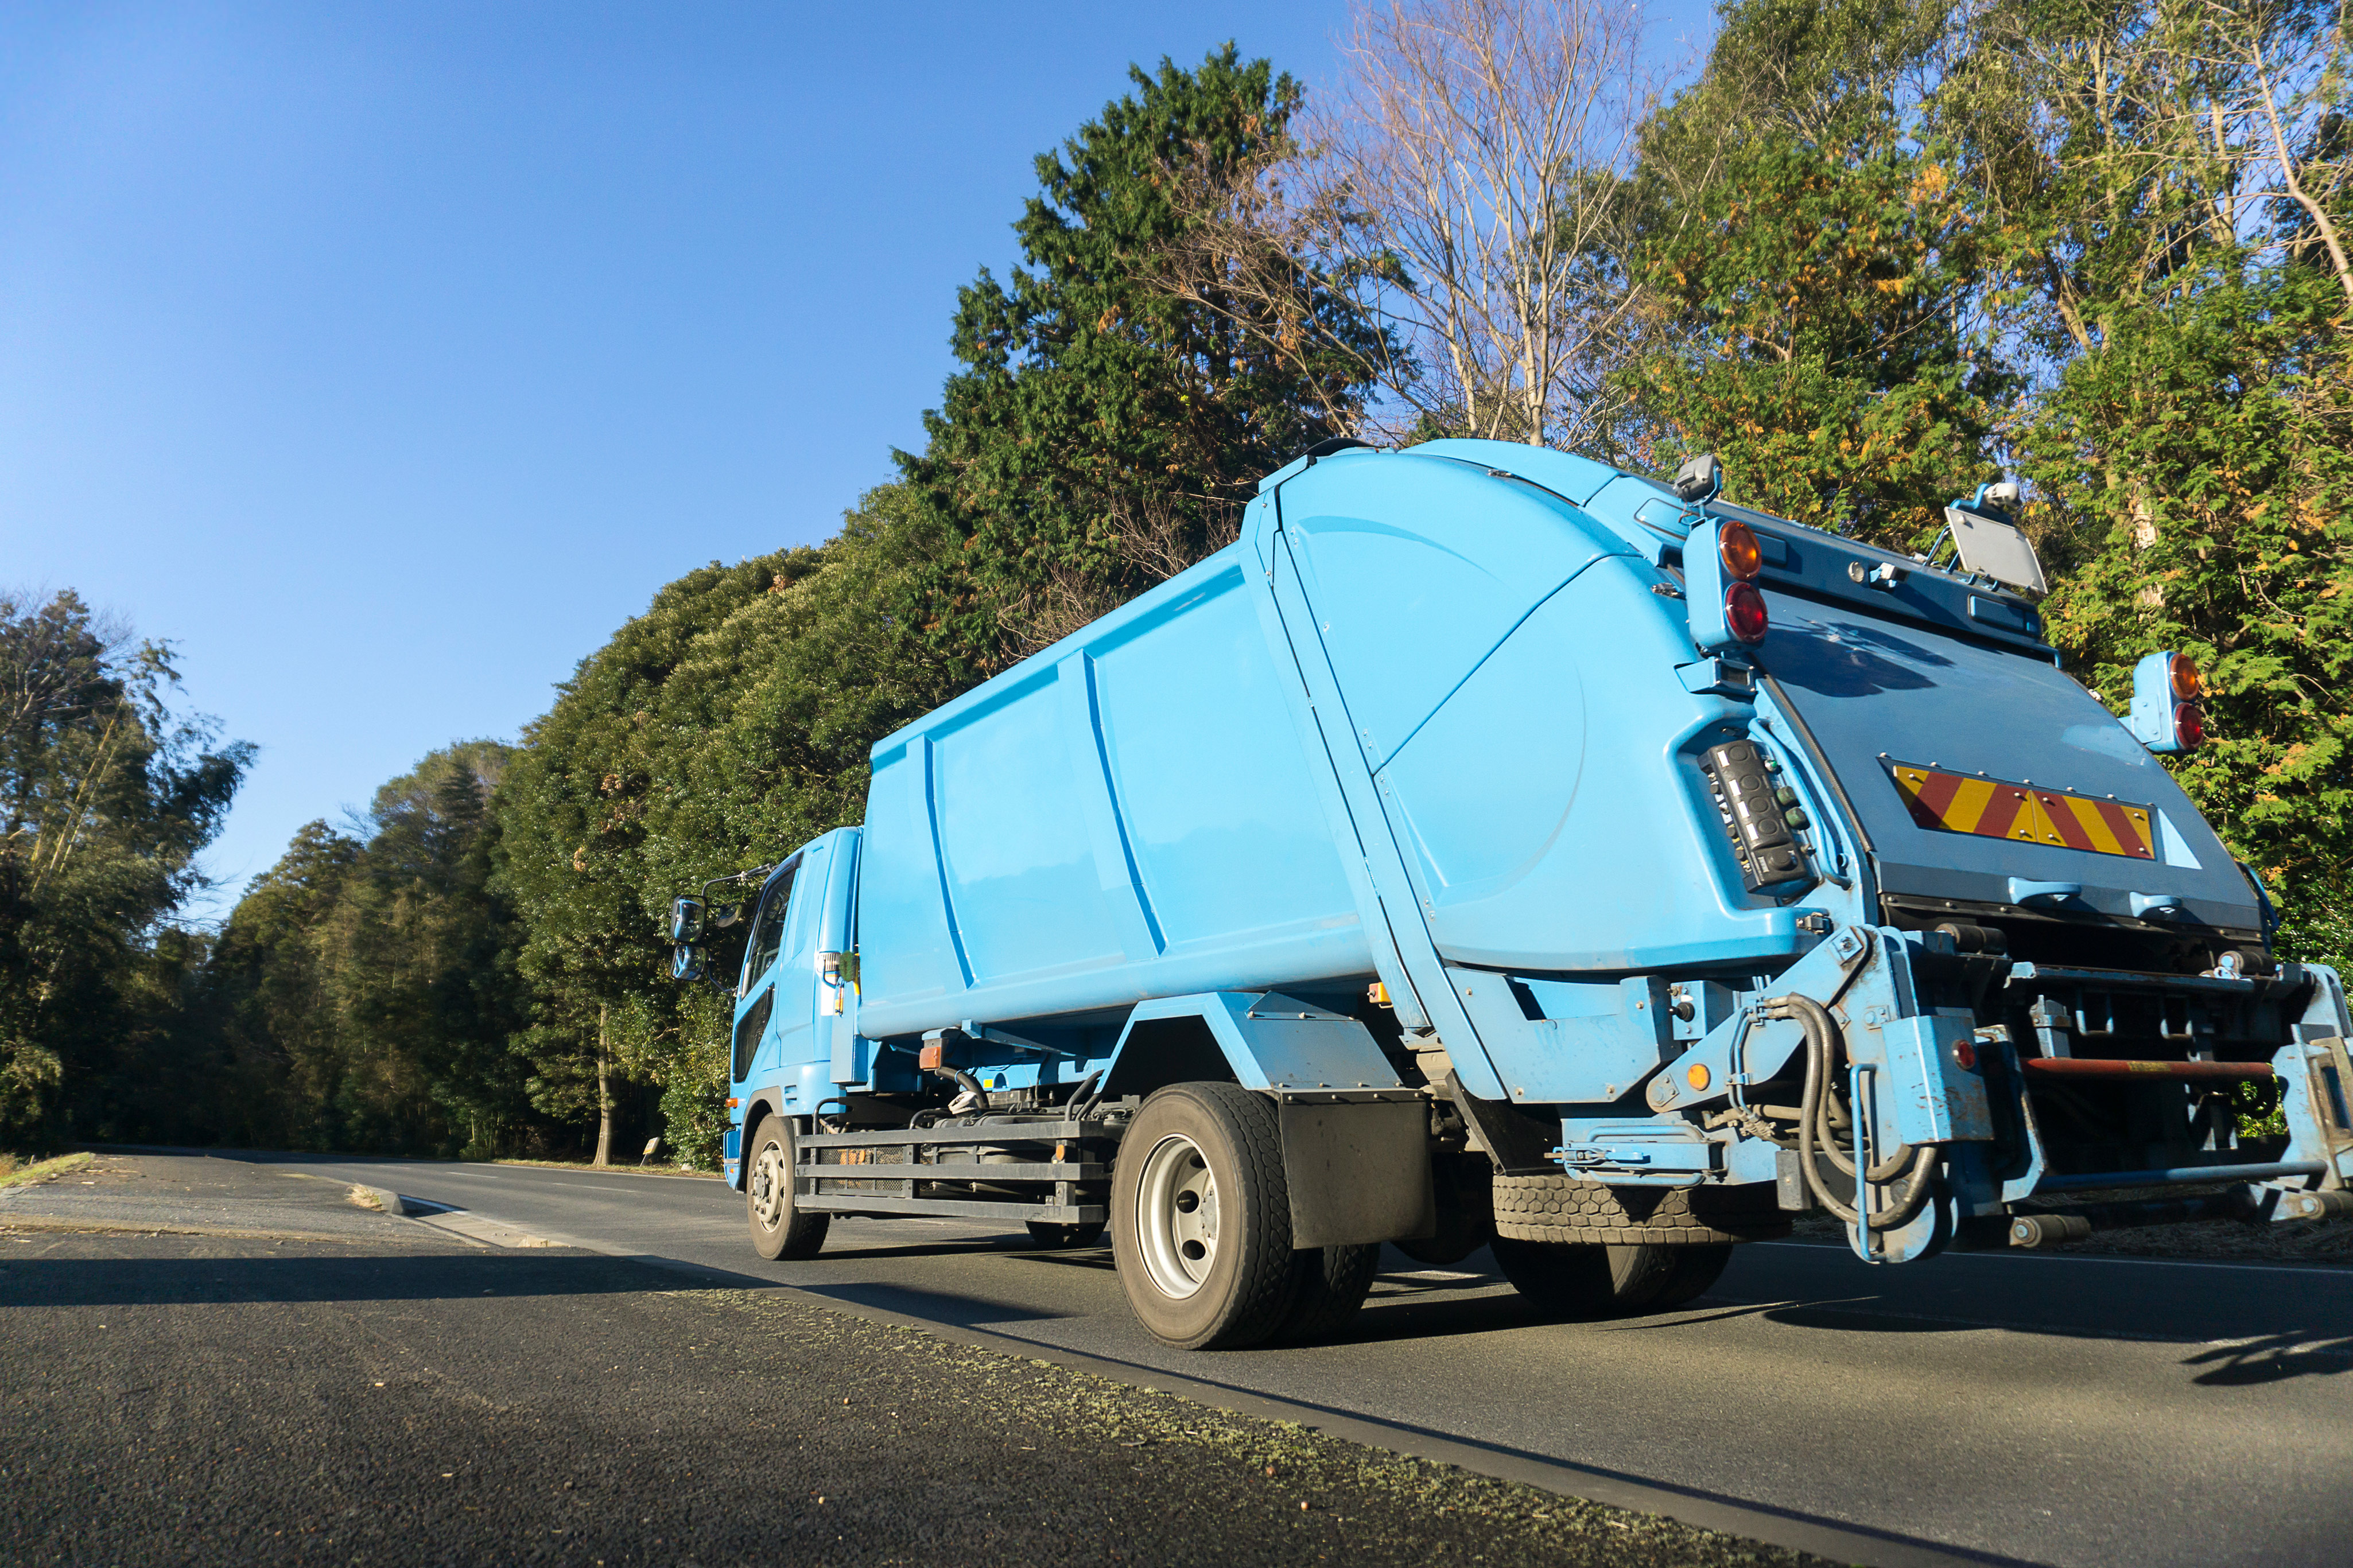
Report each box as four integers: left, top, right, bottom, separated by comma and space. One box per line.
1492, 1176, 1787, 1245
1275, 1244, 1379, 1344
1190, 1082, 1300, 1349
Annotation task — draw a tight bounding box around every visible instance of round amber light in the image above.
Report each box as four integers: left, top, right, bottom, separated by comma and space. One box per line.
2169, 653, 2203, 701
1686, 1063, 1712, 1091
1718, 520, 1763, 580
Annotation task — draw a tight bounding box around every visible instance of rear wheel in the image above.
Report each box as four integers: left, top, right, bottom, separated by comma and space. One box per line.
1025, 1220, 1104, 1249
1648, 1244, 1733, 1309
1395, 1153, 1493, 1266
1489, 1237, 1680, 1317
1273, 1244, 1380, 1344
746, 1118, 829, 1262
1111, 1082, 1298, 1351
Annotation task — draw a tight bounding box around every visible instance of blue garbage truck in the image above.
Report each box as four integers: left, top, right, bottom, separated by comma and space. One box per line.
667, 437, 2353, 1350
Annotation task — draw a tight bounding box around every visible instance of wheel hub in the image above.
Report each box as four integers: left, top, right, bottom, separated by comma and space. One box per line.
750, 1141, 787, 1231
1135, 1133, 1220, 1298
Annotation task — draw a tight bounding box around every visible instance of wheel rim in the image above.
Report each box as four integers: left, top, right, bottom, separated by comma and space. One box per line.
1134, 1133, 1220, 1299
750, 1138, 788, 1232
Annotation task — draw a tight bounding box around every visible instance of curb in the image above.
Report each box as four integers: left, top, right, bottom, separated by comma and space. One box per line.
353, 1185, 408, 1217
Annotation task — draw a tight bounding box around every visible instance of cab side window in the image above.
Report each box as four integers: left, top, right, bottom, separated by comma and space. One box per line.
742, 866, 797, 990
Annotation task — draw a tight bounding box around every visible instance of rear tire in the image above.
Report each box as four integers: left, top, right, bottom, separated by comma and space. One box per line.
1395, 1153, 1493, 1266
1489, 1237, 1680, 1317
1111, 1082, 1298, 1351
1274, 1244, 1379, 1344
1648, 1243, 1733, 1309
1025, 1221, 1104, 1249
746, 1117, 829, 1262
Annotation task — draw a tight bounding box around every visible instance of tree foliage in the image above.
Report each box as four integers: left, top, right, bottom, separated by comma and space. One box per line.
202, 742, 530, 1156
1622, 0, 2004, 544
0, 590, 248, 1148
900, 46, 1384, 662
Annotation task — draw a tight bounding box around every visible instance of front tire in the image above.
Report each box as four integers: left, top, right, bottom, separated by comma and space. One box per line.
746, 1117, 829, 1262
1111, 1082, 1298, 1350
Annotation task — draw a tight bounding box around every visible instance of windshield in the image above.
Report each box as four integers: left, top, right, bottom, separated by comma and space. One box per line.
741, 864, 797, 990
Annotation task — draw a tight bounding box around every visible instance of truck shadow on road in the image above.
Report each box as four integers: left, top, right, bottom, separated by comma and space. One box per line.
791, 1279, 1078, 1328
0, 1251, 741, 1308
1598, 1293, 2353, 1384
2180, 1329, 2353, 1385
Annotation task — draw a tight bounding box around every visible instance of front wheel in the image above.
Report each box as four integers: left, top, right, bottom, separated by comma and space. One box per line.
746, 1118, 829, 1262
1111, 1082, 1299, 1350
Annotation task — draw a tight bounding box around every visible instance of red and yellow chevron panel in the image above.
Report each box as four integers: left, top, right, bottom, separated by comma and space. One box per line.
1888, 761, 2154, 859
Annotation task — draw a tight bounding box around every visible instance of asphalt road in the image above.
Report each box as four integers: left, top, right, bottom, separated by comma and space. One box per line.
279, 1151, 2353, 1568
6, 1216, 1814, 1568
28, 1151, 2353, 1568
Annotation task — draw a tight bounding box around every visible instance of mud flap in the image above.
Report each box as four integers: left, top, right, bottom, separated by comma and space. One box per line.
1279, 1098, 1436, 1247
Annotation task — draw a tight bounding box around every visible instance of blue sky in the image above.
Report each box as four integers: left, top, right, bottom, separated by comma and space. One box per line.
0, 2, 1712, 917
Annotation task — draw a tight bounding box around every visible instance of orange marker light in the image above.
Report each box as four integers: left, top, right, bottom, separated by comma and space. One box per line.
1718, 519, 1763, 580
2169, 654, 2203, 701
1686, 1063, 1712, 1091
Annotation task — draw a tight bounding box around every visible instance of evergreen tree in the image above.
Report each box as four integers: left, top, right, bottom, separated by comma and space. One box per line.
0, 590, 248, 1147
899, 46, 1385, 665
202, 742, 530, 1155
1933, 0, 2353, 931
1623, 0, 2005, 545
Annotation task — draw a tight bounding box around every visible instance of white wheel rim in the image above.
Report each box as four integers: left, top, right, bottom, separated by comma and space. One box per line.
1135, 1133, 1220, 1299
751, 1139, 788, 1232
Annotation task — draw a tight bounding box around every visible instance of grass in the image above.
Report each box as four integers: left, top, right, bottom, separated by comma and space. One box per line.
0, 1151, 94, 1190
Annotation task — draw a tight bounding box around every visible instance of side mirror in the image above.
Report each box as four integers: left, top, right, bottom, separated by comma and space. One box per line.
670, 943, 706, 983
670, 896, 705, 944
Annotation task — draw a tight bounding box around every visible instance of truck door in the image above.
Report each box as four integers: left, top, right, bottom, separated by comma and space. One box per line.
764, 837, 830, 1077
732, 860, 798, 1089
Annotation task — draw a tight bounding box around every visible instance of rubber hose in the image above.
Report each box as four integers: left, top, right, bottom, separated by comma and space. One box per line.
1770, 995, 1939, 1229
1063, 1069, 1105, 1122
1782, 995, 1913, 1182
929, 1065, 989, 1111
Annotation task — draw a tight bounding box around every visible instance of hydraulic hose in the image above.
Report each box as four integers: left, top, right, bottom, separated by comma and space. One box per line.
927, 1065, 989, 1113
1766, 994, 1939, 1230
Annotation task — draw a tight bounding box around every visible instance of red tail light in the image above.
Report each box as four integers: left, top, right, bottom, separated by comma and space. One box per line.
2175, 703, 2205, 749
1725, 581, 1769, 644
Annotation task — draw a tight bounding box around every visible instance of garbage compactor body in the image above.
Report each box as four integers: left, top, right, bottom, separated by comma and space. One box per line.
706, 438, 2353, 1341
